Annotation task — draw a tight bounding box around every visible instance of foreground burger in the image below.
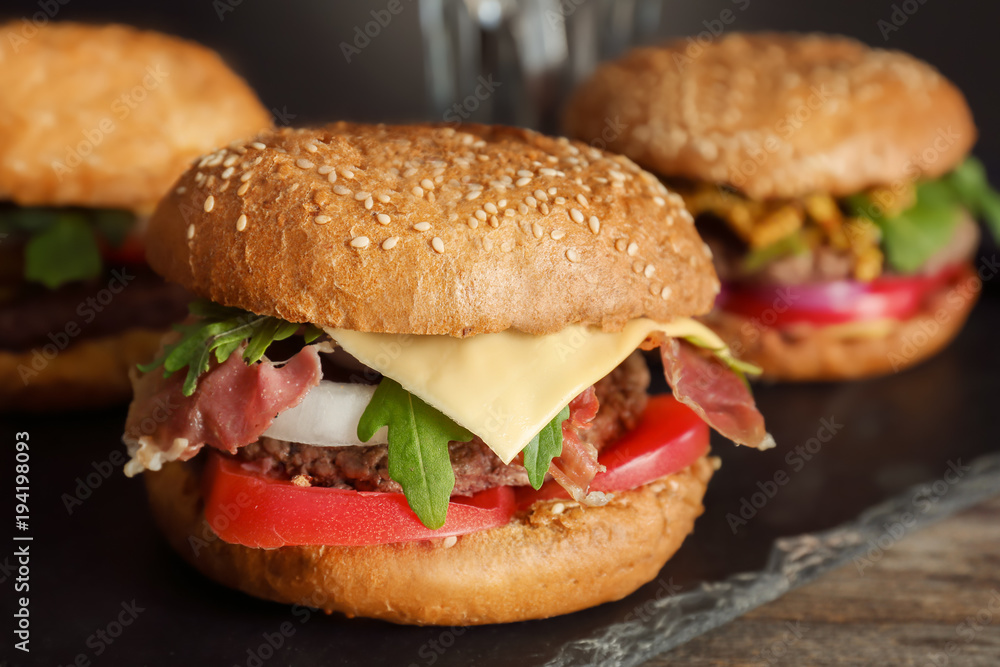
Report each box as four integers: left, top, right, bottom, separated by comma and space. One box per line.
0, 22, 271, 409
123, 124, 772, 625
565, 33, 1000, 380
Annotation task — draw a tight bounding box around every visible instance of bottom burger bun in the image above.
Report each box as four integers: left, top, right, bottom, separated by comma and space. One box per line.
0, 328, 166, 411
144, 454, 715, 626
704, 269, 978, 381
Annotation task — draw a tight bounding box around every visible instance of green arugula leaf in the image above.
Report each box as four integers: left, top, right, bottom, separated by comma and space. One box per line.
942, 156, 1000, 242
23, 215, 102, 288
521, 405, 570, 490
358, 378, 473, 529
138, 300, 323, 396
741, 232, 809, 274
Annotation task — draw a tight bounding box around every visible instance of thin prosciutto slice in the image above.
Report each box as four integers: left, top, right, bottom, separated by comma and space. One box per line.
123, 345, 323, 476
658, 337, 774, 449
548, 386, 608, 505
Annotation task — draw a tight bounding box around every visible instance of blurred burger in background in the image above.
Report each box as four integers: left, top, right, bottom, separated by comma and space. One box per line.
565, 32, 1000, 381
0, 22, 272, 410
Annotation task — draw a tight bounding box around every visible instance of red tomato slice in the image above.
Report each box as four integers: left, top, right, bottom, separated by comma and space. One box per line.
717, 263, 969, 327
98, 233, 146, 265
202, 453, 516, 548
515, 395, 710, 508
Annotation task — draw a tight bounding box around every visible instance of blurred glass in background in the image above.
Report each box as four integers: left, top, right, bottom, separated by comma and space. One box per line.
420, 0, 664, 133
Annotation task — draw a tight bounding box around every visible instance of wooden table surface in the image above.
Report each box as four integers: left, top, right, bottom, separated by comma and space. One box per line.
643, 494, 1000, 666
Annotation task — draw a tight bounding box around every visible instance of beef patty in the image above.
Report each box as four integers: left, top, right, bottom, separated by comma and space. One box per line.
236, 351, 651, 496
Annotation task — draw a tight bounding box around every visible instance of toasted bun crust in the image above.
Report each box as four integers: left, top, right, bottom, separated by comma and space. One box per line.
704, 265, 978, 380
0, 22, 272, 212
0, 328, 165, 411
564, 33, 975, 200
147, 123, 719, 336
144, 454, 713, 625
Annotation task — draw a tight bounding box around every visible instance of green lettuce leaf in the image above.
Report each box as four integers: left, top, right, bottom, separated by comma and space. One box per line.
23, 216, 102, 288
357, 378, 474, 529
138, 300, 323, 396
848, 157, 1000, 274
742, 232, 809, 274
521, 405, 570, 489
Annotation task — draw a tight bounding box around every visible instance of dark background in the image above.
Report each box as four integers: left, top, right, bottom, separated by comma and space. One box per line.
0, 0, 996, 158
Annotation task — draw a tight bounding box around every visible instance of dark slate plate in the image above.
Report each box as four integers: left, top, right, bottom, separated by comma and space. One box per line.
2, 261, 999, 667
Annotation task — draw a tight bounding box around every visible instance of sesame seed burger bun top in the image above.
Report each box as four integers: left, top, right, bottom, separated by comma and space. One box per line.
0, 22, 273, 213
564, 32, 976, 200
146, 123, 719, 337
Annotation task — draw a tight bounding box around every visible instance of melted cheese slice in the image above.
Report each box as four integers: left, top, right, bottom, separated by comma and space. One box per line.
326, 318, 724, 464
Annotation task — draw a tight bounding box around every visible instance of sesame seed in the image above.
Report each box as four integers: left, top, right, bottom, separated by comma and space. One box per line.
475, 210, 487, 221
377, 213, 391, 225
427, 191, 436, 204
314, 215, 332, 225
551, 502, 565, 515
489, 215, 499, 228
236, 214, 248, 231
504, 209, 516, 217
526, 196, 538, 207
203, 195, 215, 212
305, 143, 318, 153
296, 159, 314, 169
365, 197, 374, 210
532, 222, 543, 239
318, 165, 333, 175
566, 249, 580, 262
633, 261, 644, 274
420, 178, 435, 190
539, 203, 550, 215
615, 239, 628, 252
334, 185, 351, 196
221, 166, 235, 179
240, 172, 252, 182
342, 169, 355, 179
516, 177, 532, 187
644, 264, 655, 278
382, 236, 399, 250
576, 193, 589, 208
432, 237, 445, 253
519, 203, 529, 215
403, 168, 418, 178
654, 196, 666, 207
186, 224, 195, 239
540, 167, 558, 176
378, 194, 391, 204
483, 237, 494, 251
570, 208, 584, 223
467, 217, 479, 229
176, 186, 187, 194
517, 170, 533, 178
498, 199, 507, 208
412, 186, 425, 197
223, 155, 239, 168
237, 182, 250, 196
350, 236, 370, 248
627, 242, 639, 256
354, 191, 370, 201
414, 222, 431, 232
250, 142, 267, 150
484, 203, 498, 215
588, 216, 600, 234
327, 171, 338, 184
551, 229, 566, 240
660, 286, 673, 300
534, 189, 548, 202
466, 191, 482, 201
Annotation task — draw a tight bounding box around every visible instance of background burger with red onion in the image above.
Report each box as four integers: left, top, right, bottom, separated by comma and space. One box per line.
564, 32, 1000, 380
123, 123, 772, 624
